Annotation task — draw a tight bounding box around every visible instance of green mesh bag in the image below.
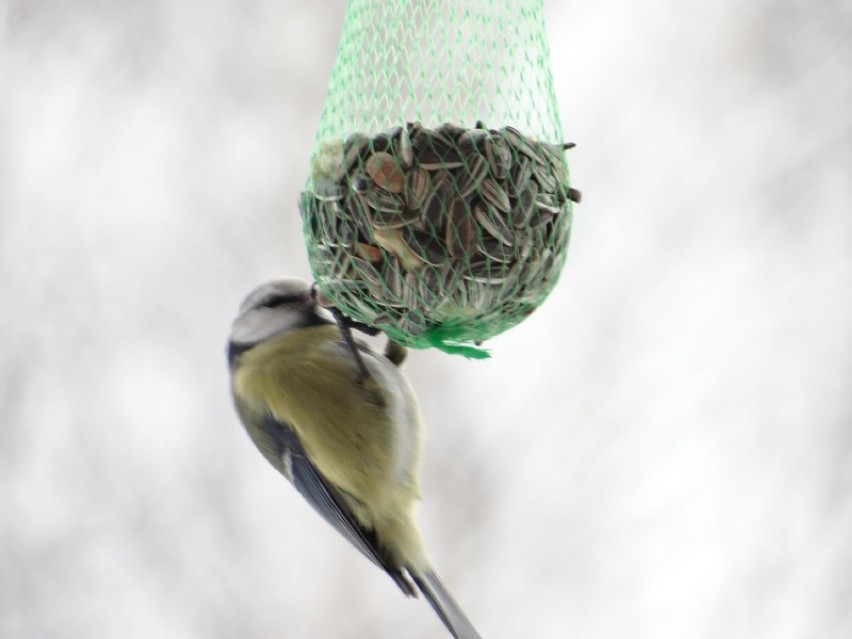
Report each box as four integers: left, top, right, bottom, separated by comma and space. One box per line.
300, 0, 580, 357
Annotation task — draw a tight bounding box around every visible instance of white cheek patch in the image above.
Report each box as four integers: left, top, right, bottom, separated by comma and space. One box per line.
231, 308, 299, 346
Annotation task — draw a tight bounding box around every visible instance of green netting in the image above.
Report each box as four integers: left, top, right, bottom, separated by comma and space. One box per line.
300, 0, 579, 356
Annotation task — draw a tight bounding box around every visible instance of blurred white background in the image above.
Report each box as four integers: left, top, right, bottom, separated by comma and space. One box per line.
1, 1, 850, 638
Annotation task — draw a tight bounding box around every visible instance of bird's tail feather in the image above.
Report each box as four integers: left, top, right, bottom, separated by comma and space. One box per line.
411, 567, 482, 639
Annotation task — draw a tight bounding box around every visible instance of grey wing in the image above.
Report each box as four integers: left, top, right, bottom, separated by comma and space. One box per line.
261, 414, 418, 597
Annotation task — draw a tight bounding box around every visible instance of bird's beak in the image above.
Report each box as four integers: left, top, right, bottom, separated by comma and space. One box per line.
309, 282, 334, 309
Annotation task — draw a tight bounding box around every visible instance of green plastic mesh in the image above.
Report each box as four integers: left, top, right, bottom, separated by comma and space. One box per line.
300, 0, 579, 357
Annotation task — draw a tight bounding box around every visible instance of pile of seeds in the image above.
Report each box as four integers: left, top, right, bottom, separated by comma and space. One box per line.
300, 121, 580, 346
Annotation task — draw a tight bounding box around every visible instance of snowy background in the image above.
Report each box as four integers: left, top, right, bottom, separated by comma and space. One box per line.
2, 1, 851, 638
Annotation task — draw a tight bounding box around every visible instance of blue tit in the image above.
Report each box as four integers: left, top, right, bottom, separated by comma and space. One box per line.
227, 278, 482, 639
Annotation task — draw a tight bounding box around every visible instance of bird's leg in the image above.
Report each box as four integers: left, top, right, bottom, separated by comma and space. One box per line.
310, 282, 382, 384
341, 317, 381, 337
328, 307, 372, 384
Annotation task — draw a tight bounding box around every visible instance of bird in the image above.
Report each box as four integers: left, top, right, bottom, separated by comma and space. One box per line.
227, 278, 482, 639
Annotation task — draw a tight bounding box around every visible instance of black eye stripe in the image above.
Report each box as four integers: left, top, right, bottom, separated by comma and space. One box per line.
259, 294, 301, 308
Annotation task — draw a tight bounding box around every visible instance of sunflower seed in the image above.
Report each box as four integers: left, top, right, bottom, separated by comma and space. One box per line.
370, 205, 420, 230
373, 228, 425, 272
527, 207, 556, 228
342, 133, 371, 174
404, 228, 447, 266
299, 194, 321, 237
539, 248, 556, 276
478, 237, 514, 263
349, 255, 383, 290
404, 167, 432, 210
437, 122, 467, 140
422, 172, 453, 231
480, 178, 511, 213
515, 233, 533, 262
346, 296, 381, 323
314, 253, 347, 289
313, 177, 345, 201
418, 266, 449, 306
473, 200, 513, 246
512, 180, 539, 228
370, 132, 394, 154
365, 152, 405, 193
508, 156, 532, 196
344, 192, 372, 236
318, 248, 352, 280
468, 280, 501, 311
412, 126, 451, 148
531, 160, 558, 193
415, 129, 464, 169
363, 188, 405, 214
535, 193, 563, 214
496, 263, 524, 299
463, 280, 483, 309
317, 278, 365, 300
540, 142, 569, 187
502, 126, 546, 165
354, 242, 382, 263
381, 257, 406, 306
450, 277, 470, 310
408, 121, 423, 140
538, 142, 566, 168
457, 128, 492, 153
421, 158, 465, 171
372, 314, 397, 331
350, 172, 371, 193
456, 153, 488, 198
311, 243, 336, 264
486, 138, 512, 180
463, 259, 506, 284
445, 197, 478, 258
324, 212, 355, 248
403, 271, 420, 309
401, 309, 427, 336
552, 165, 570, 194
